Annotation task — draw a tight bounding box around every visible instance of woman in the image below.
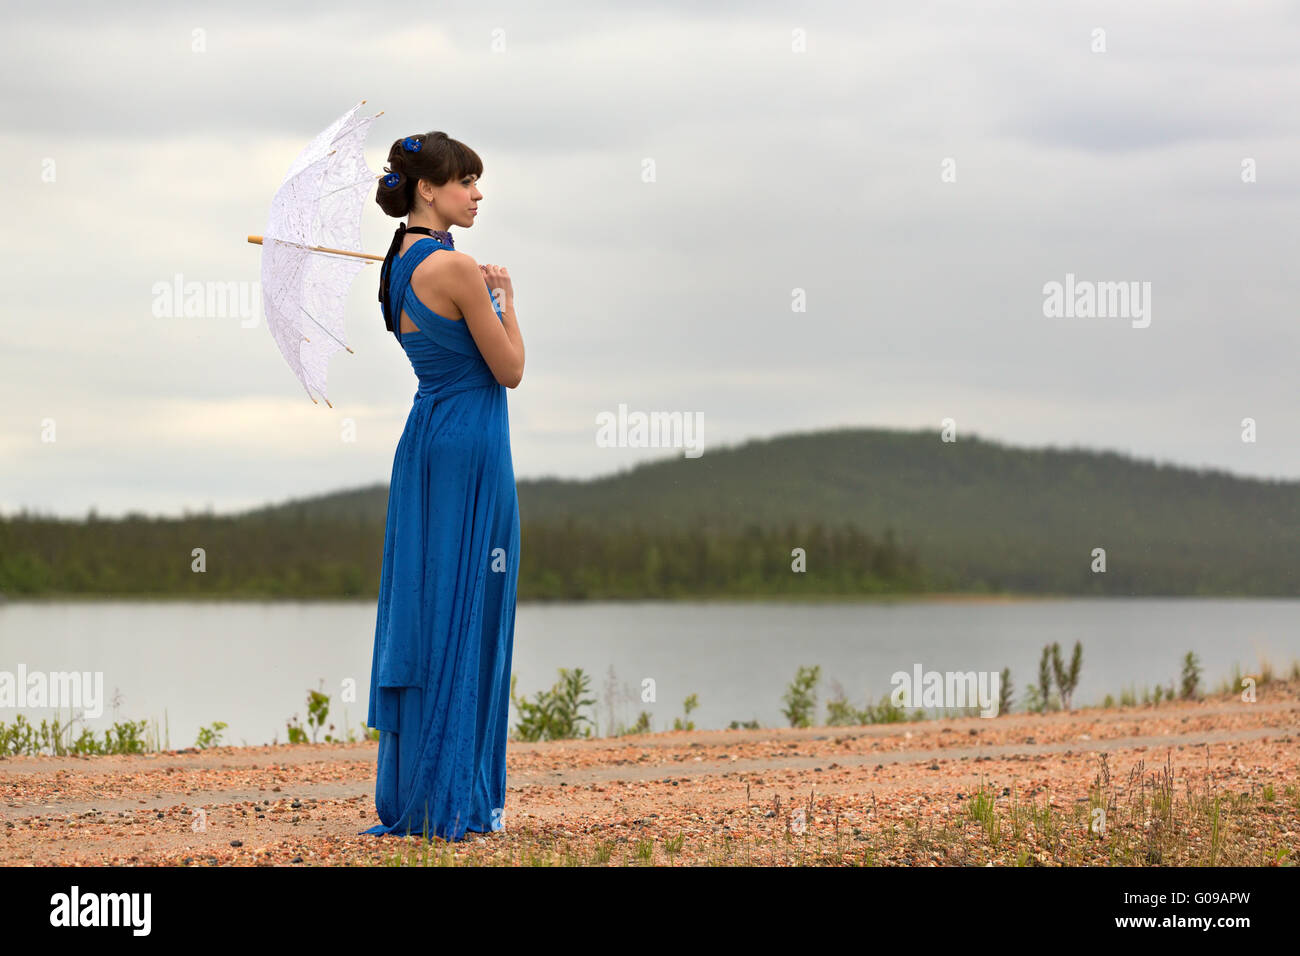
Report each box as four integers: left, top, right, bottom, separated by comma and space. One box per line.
362, 130, 524, 842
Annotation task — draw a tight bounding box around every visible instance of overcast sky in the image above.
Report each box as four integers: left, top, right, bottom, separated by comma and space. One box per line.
3, 0, 1299, 519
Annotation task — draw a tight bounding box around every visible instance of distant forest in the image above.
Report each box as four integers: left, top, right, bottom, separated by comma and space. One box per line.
2, 428, 1297, 598
0, 514, 923, 599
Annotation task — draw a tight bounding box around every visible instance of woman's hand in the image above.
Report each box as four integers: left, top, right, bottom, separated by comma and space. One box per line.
479, 263, 513, 309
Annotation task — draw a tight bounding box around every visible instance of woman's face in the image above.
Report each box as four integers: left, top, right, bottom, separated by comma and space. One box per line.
423, 173, 482, 228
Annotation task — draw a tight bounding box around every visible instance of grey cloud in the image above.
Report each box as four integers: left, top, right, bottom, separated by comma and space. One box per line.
4, 0, 1300, 517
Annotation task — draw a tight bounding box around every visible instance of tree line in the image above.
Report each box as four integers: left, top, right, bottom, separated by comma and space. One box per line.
0, 512, 926, 599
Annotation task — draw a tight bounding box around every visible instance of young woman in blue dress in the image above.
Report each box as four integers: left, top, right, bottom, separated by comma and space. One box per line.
364, 131, 525, 842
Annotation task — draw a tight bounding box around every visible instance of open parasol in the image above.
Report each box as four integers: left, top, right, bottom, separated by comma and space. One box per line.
247, 100, 385, 407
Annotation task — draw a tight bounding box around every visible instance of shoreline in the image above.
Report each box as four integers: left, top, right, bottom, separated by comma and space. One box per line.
3, 592, 1296, 605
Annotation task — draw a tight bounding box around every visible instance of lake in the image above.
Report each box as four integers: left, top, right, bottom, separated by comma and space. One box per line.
0, 598, 1296, 749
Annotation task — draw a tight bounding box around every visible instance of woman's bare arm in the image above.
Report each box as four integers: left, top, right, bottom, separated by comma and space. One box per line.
442, 254, 524, 388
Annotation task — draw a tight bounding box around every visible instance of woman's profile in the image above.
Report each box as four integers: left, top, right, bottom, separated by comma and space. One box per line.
361, 130, 524, 842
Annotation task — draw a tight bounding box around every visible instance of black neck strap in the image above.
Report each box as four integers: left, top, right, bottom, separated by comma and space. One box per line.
378, 224, 454, 345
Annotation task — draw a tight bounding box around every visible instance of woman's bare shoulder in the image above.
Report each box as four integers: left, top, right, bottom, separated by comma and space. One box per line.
412, 246, 476, 275
412, 248, 480, 290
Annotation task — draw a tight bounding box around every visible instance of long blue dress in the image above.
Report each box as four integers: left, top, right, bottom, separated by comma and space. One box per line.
362, 235, 520, 842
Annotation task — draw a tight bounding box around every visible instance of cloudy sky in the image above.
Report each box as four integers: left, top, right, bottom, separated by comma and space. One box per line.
3, 0, 1298, 519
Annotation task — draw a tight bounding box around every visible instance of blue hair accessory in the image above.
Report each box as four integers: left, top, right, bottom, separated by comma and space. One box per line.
402, 136, 422, 152
382, 172, 400, 188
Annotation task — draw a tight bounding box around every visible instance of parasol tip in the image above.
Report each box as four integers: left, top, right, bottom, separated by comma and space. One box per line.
247, 235, 263, 245
324, 397, 333, 409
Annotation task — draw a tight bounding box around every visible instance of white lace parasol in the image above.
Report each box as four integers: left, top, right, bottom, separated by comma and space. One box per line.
248, 100, 385, 407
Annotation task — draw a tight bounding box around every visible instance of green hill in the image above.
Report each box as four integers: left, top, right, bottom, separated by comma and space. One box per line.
2, 427, 1296, 597
512, 427, 1300, 594
227, 426, 1299, 596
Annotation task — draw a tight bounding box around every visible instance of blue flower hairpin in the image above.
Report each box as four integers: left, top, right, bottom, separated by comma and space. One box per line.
382, 172, 401, 188
402, 136, 422, 152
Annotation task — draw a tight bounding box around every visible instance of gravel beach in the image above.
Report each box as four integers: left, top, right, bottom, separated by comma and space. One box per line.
3, 681, 1297, 866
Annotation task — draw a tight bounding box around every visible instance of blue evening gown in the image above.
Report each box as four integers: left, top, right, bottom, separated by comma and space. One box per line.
362, 235, 520, 842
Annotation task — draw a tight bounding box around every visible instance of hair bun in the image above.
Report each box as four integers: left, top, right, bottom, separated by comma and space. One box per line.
375, 155, 413, 217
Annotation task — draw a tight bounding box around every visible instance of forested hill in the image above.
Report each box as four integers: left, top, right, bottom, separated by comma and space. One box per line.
236, 427, 1300, 596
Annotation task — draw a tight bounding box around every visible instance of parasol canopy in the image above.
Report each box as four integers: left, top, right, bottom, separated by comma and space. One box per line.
248, 100, 385, 407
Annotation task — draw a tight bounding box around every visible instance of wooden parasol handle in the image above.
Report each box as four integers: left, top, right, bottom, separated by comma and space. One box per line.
247, 235, 384, 262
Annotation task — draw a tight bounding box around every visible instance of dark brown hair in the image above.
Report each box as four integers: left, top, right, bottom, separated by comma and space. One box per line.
374, 131, 483, 218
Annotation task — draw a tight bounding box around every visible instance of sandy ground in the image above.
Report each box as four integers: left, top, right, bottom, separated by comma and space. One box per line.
3, 682, 1298, 866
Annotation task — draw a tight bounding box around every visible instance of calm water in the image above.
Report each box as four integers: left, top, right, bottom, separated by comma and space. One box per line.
0, 598, 1296, 749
